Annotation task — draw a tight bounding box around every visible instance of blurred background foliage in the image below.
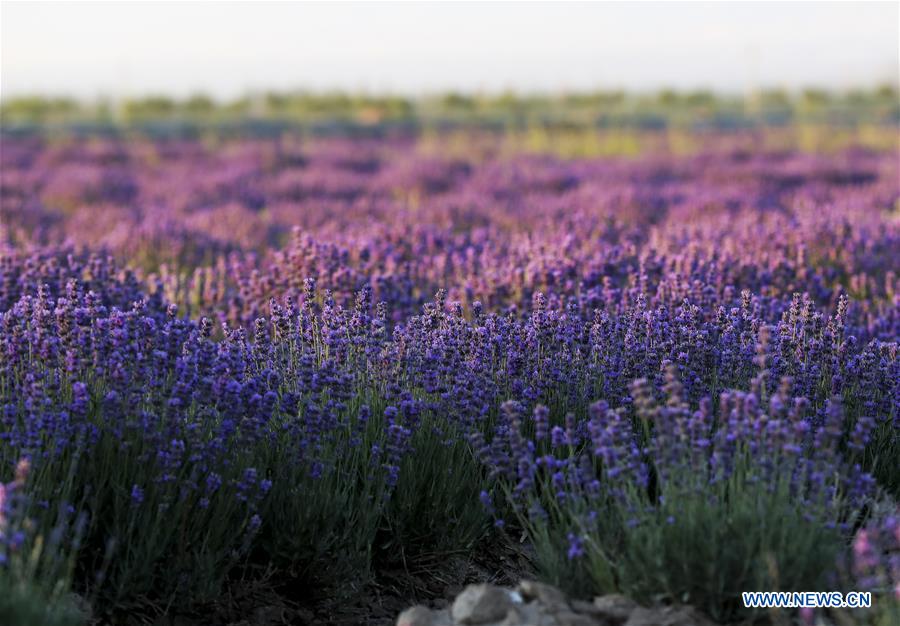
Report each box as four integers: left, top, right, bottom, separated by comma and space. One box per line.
2, 87, 898, 132
3, 88, 898, 159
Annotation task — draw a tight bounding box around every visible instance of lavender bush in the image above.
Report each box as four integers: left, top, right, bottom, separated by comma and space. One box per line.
0, 130, 897, 622
0, 459, 87, 625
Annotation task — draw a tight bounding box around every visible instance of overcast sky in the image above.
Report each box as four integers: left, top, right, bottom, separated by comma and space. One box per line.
1, 1, 898, 100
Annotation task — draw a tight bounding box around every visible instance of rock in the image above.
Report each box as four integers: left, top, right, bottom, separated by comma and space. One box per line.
517, 580, 570, 609
553, 609, 603, 626
399, 582, 718, 626
452, 584, 515, 625
592, 595, 638, 624
497, 605, 526, 625
397, 605, 449, 626
624, 605, 716, 626
498, 604, 556, 626
570, 599, 612, 620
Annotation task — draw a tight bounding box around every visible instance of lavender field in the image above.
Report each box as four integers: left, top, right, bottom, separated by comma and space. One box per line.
1, 127, 898, 625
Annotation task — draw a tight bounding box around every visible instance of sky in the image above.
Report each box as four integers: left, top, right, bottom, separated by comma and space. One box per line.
1, 1, 898, 100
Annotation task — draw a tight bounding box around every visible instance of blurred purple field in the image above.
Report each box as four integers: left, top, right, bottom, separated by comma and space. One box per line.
0, 130, 898, 624
3, 135, 897, 321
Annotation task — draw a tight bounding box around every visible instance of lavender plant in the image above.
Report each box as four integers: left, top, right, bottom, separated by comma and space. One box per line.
0, 459, 87, 626
0, 130, 897, 621
491, 373, 880, 621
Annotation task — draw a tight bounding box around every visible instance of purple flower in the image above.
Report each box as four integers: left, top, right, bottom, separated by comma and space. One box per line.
566, 533, 584, 560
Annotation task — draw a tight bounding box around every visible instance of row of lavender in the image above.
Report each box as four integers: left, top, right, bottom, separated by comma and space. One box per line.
3, 136, 897, 320
1, 134, 898, 623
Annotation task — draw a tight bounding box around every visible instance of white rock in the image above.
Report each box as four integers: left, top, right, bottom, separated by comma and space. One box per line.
452, 584, 515, 625
592, 595, 638, 623
517, 580, 570, 608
